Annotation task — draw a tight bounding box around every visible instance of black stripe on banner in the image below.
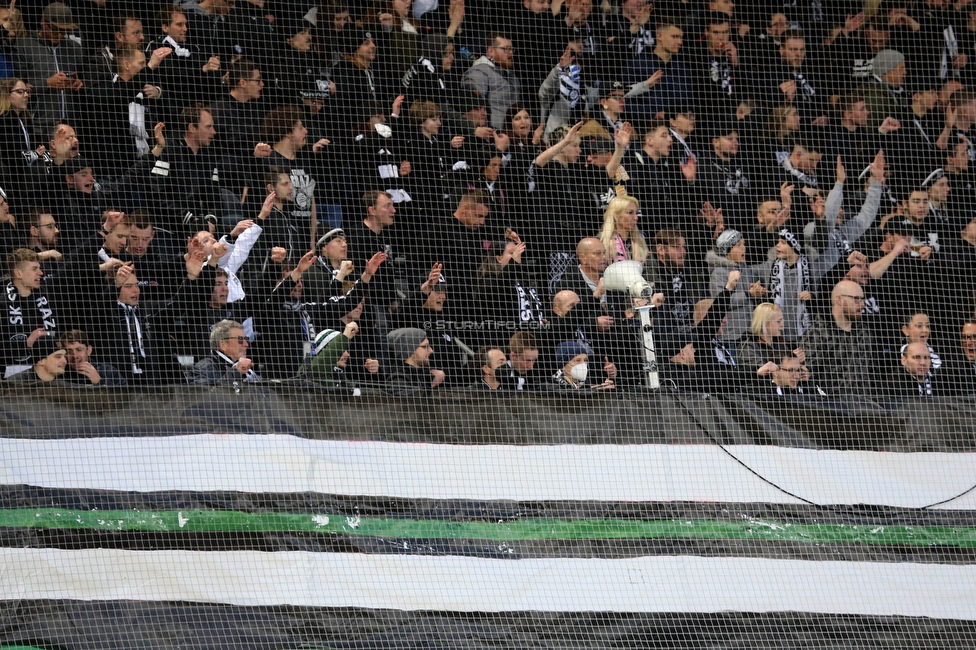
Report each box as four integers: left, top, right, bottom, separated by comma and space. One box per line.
2, 601, 975, 649
2, 527, 976, 565
4, 486, 976, 528
2, 385, 973, 453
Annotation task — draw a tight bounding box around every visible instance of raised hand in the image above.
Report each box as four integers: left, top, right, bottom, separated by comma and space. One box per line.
363, 251, 388, 281
421, 262, 443, 293
869, 149, 886, 183
558, 45, 575, 69
231, 219, 254, 238
153, 122, 166, 151
793, 347, 806, 364
391, 94, 405, 117
148, 47, 173, 69
878, 116, 901, 134
614, 122, 632, 149
511, 241, 526, 263
115, 261, 135, 287
258, 190, 275, 219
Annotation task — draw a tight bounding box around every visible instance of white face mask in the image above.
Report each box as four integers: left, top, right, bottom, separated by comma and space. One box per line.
569, 362, 588, 382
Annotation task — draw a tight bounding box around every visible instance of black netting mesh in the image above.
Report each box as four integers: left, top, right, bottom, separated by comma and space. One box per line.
0, 1, 975, 647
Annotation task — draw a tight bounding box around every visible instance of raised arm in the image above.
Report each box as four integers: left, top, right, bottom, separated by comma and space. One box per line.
605, 122, 632, 179
534, 121, 583, 168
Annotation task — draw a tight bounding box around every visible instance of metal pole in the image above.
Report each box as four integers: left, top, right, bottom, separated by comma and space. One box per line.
637, 305, 659, 389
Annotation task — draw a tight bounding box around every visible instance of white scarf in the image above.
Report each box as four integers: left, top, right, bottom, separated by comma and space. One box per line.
163, 35, 191, 58
215, 349, 260, 382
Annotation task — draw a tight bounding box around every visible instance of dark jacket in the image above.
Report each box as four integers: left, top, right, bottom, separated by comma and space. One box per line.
62, 360, 127, 387
386, 362, 437, 395
800, 315, 877, 398
186, 352, 261, 386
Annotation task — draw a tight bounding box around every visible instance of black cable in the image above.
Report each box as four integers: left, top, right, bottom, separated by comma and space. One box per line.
627, 313, 976, 511
676, 387, 976, 511
624, 318, 826, 506
919, 482, 976, 509
665, 387, 826, 508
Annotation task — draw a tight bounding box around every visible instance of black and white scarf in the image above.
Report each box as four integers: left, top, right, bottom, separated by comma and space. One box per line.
119, 302, 145, 375
913, 372, 933, 396
285, 299, 315, 346
559, 64, 582, 111
830, 227, 854, 255
670, 129, 695, 162
776, 150, 817, 187
775, 383, 804, 396
770, 228, 811, 336
791, 71, 815, 102
514, 281, 544, 325
712, 338, 736, 367
712, 160, 749, 196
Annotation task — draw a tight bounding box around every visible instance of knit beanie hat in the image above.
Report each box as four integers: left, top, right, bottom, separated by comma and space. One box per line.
555, 340, 593, 368
388, 328, 428, 362
872, 49, 904, 77
715, 229, 743, 256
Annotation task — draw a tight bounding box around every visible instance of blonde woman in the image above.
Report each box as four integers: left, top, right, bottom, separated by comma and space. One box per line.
599, 195, 648, 264
0, 4, 25, 42
737, 302, 806, 381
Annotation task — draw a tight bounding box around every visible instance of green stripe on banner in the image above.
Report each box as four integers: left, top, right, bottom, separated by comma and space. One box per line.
5, 508, 976, 548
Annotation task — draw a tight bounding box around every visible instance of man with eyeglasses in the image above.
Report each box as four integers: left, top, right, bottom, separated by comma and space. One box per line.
386, 327, 446, 394
213, 60, 266, 212
800, 279, 876, 398
188, 319, 260, 386
462, 33, 521, 131
645, 229, 702, 337
770, 351, 804, 396
25, 210, 62, 280
944, 320, 976, 396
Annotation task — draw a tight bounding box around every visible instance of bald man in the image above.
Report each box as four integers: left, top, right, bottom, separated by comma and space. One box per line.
553, 238, 612, 331
543, 288, 618, 383
893, 341, 935, 397
800, 279, 876, 397
552, 290, 581, 317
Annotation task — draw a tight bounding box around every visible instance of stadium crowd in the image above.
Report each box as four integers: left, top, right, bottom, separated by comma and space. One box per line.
0, 0, 974, 397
